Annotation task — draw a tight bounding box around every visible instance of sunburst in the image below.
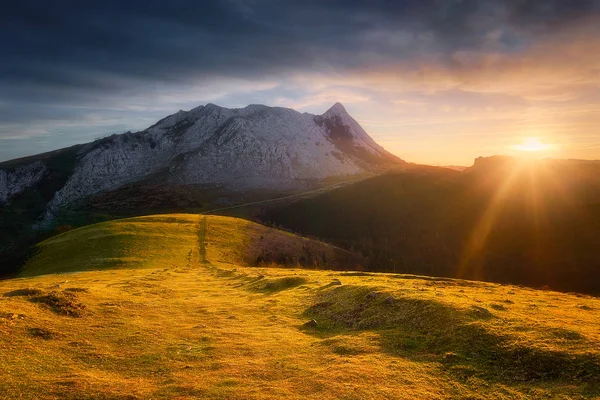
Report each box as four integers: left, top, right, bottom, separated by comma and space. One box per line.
515, 137, 550, 152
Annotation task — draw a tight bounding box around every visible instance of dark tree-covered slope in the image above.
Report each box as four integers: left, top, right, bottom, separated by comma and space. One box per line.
264, 158, 600, 294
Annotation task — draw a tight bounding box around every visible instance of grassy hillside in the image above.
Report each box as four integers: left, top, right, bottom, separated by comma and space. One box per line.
21, 215, 364, 277
0, 169, 368, 278
264, 161, 600, 295
0, 145, 84, 277
1, 214, 599, 398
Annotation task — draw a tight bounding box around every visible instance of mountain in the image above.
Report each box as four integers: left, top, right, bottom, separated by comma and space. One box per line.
0, 103, 401, 277
0, 103, 401, 225
263, 159, 600, 295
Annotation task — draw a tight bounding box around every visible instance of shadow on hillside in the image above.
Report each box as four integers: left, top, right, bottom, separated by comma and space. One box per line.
210, 267, 310, 295
265, 162, 600, 296
301, 285, 600, 391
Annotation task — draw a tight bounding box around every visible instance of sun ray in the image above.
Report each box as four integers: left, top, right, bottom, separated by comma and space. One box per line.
457, 161, 525, 279
457, 157, 596, 281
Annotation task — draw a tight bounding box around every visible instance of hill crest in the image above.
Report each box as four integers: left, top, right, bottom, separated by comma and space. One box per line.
20, 214, 365, 277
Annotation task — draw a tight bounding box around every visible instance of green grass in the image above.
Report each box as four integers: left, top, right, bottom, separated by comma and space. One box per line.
1, 214, 599, 399
304, 285, 600, 383
21, 214, 359, 277
21, 215, 199, 276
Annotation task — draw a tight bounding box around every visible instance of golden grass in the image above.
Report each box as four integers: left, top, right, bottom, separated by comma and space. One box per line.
0, 214, 599, 399
22, 214, 360, 277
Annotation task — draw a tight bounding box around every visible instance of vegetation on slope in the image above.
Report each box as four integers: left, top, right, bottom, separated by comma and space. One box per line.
0, 145, 83, 278
0, 168, 365, 278
21, 214, 364, 277
1, 263, 599, 398
0, 214, 599, 398
264, 160, 600, 294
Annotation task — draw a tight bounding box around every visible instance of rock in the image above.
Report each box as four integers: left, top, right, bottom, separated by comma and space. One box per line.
0, 161, 47, 204
384, 296, 395, 305
1, 102, 402, 226
443, 352, 460, 362
302, 319, 318, 328
330, 279, 342, 286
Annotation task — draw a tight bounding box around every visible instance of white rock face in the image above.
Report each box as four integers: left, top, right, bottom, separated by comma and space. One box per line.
1, 102, 401, 222
0, 161, 47, 204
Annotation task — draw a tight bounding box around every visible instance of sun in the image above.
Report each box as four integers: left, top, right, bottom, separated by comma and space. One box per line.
515, 137, 550, 152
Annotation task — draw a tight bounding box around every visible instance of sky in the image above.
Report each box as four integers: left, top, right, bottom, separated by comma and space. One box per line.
1, 0, 599, 166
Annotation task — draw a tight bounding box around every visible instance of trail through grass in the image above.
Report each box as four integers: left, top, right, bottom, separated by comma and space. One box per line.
1, 215, 599, 399
198, 216, 208, 264
21, 214, 360, 277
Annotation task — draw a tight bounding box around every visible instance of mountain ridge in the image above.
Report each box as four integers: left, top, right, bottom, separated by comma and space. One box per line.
0, 103, 403, 226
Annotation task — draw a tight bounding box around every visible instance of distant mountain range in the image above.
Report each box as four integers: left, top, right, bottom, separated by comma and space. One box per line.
0, 102, 402, 226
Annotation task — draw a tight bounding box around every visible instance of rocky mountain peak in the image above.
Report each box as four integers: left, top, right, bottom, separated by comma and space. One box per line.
0, 102, 403, 226
323, 102, 349, 118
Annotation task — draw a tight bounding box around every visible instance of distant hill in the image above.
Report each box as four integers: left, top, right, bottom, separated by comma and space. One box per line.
441, 165, 468, 171
264, 158, 600, 295
21, 214, 365, 277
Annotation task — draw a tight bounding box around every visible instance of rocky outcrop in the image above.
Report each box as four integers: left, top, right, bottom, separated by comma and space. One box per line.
0, 161, 47, 204
1, 102, 403, 224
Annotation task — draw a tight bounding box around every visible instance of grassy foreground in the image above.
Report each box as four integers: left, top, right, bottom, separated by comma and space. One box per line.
1, 215, 599, 399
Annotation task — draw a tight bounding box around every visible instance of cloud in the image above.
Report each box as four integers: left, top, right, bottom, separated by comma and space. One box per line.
3, 1, 598, 91
1, 0, 600, 162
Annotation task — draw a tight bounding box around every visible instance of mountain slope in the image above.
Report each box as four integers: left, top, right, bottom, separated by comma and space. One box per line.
263, 160, 600, 295
0, 103, 402, 225
1, 218, 599, 399
0, 102, 400, 277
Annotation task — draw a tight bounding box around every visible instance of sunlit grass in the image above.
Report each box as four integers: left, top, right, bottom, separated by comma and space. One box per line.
1, 214, 599, 399
21, 214, 357, 277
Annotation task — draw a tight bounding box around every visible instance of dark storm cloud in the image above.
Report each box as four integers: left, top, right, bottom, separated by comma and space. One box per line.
505, 0, 600, 25
1, 0, 599, 148
2, 0, 599, 93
